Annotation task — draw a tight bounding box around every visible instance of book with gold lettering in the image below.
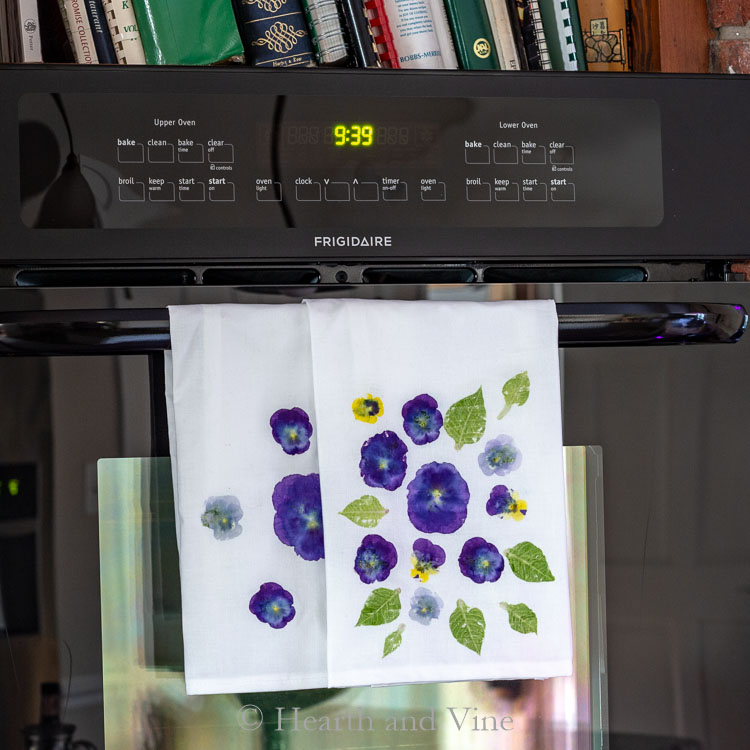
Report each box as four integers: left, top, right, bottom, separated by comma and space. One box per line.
231, 0, 315, 67
443, 0, 500, 70
131, 0, 243, 65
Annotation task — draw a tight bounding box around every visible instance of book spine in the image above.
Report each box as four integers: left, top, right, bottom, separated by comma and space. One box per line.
443, 0, 500, 70
577, 0, 629, 71
512, 0, 549, 70
17, 0, 43, 61
428, 0, 458, 69
504, 0, 528, 69
382, 0, 446, 69
84, 0, 117, 63
363, 0, 399, 67
301, 0, 350, 65
232, 0, 316, 67
537, 0, 578, 70
485, 0, 523, 71
58, 0, 99, 63
102, 0, 145, 64
341, 0, 379, 67
566, 0, 587, 70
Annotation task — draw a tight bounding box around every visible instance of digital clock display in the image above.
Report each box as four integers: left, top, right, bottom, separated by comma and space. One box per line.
333, 124, 374, 147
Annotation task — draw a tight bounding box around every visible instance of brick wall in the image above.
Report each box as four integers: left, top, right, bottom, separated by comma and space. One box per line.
708, 0, 750, 72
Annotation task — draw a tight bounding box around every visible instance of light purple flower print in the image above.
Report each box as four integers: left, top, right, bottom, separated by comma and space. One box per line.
478, 435, 522, 477
201, 495, 243, 540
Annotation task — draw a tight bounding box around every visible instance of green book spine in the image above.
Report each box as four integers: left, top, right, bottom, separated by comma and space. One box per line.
131, 0, 243, 65
567, 0, 587, 70
443, 0, 500, 70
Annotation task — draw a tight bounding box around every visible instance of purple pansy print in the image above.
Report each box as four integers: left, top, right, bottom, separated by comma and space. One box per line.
406, 462, 470, 534
359, 431, 408, 491
249, 582, 296, 629
458, 537, 505, 583
487, 484, 528, 521
402, 394, 443, 445
411, 538, 446, 582
354, 534, 398, 583
272, 473, 325, 561
200, 495, 243, 540
409, 587, 443, 625
478, 435, 522, 477
270, 407, 313, 455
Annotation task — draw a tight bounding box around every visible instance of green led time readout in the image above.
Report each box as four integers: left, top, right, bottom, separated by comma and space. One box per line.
333, 124, 374, 147
0, 478, 21, 496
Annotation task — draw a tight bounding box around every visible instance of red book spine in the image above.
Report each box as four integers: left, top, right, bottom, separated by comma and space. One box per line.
364, 0, 401, 68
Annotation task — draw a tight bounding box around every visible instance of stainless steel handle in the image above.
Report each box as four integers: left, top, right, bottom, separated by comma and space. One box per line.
0, 303, 745, 356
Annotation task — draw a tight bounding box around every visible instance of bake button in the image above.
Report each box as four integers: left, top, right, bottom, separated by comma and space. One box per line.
522, 146, 546, 165
522, 182, 548, 202
325, 182, 351, 201
551, 182, 576, 201
178, 182, 206, 202
421, 182, 446, 201
382, 181, 407, 201
148, 144, 174, 163
466, 181, 491, 202
296, 182, 321, 201
493, 146, 518, 165
465, 145, 490, 164
118, 181, 145, 201
550, 146, 575, 165
117, 143, 144, 163
353, 182, 379, 201
148, 181, 175, 202
494, 182, 520, 202
178, 144, 205, 164
208, 181, 235, 202
256, 181, 282, 202
208, 144, 234, 163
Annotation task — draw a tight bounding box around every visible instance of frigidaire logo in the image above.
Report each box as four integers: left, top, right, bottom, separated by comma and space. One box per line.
314, 236, 393, 248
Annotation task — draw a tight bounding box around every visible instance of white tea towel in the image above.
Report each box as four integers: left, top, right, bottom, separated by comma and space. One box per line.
305, 298, 572, 687
166, 304, 327, 694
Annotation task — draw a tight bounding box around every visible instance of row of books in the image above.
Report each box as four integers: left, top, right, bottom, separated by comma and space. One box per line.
0, 0, 630, 72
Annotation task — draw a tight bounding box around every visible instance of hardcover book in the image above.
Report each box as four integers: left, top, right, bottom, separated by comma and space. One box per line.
56, 0, 98, 63
577, 0, 629, 71
444, 0, 500, 70
485, 0, 522, 70
538, 0, 580, 71
232, 0, 315, 67
102, 0, 145, 64
132, 0, 243, 65
84, 0, 117, 63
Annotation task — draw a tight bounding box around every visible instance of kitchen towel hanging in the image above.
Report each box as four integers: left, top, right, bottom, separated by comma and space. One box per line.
305, 298, 572, 687
165, 304, 328, 694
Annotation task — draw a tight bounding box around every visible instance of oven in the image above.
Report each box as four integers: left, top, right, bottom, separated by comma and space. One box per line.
0, 66, 748, 750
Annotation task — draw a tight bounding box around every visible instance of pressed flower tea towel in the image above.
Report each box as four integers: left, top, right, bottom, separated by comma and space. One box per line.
165, 305, 327, 694
305, 298, 573, 687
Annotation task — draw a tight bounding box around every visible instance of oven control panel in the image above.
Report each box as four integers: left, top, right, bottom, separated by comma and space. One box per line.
20, 93, 663, 229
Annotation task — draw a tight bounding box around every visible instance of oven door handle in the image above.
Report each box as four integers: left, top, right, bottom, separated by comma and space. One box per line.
0, 303, 745, 356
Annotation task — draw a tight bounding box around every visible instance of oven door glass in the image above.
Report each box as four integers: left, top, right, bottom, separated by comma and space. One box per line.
97, 448, 605, 750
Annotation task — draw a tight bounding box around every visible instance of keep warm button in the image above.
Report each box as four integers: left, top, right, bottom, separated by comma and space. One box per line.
208, 178, 235, 202
148, 178, 175, 202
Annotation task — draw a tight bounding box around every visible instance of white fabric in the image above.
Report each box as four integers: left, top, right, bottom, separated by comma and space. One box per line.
305, 298, 572, 687
166, 304, 327, 695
